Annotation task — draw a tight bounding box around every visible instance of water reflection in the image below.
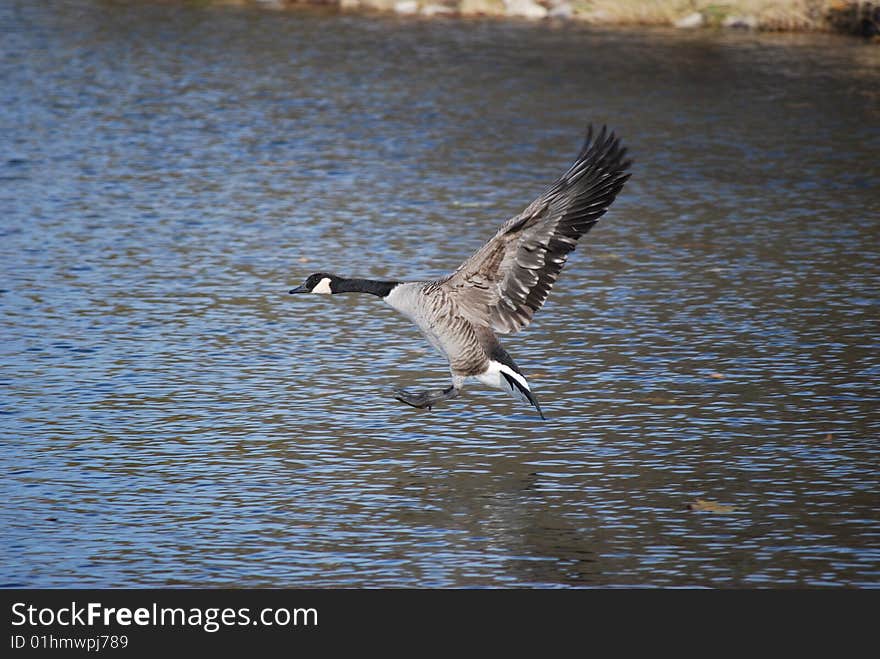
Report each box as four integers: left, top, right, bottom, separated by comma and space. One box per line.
1, 1, 878, 587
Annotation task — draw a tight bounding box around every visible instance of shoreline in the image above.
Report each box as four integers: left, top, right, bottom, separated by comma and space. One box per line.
210, 0, 880, 36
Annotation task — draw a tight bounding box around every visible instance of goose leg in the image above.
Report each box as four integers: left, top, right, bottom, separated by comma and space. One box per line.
393, 384, 459, 411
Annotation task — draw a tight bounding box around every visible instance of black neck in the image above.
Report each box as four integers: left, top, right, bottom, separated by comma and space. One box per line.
336, 278, 399, 298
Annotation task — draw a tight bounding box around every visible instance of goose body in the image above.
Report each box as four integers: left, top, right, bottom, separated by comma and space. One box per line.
290, 126, 631, 419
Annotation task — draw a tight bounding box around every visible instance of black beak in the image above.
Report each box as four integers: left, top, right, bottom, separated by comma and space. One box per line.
289, 285, 308, 294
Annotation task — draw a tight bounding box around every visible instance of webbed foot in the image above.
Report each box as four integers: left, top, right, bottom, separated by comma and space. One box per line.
393, 385, 459, 411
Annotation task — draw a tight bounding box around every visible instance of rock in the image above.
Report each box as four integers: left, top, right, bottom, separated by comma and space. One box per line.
674, 12, 704, 29
503, 0, 548, 19
421, 3, 455, 15
394, 0, 419, 13
581, 9, 612, 23
722, 15, 758, 29
360, 0, 398, 9
459, 0, 506, 16
548, 3, 573, 20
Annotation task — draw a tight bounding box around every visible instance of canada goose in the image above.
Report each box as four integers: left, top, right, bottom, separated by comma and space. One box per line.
290, 126, 631, 419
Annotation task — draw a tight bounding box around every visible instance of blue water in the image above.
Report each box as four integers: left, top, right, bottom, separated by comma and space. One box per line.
1, 0, 878, 587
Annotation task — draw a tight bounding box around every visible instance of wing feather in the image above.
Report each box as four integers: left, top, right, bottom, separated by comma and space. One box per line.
441, 125, 631, 334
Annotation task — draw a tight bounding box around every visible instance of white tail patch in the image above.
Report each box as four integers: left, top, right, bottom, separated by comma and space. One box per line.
476, 361, 530, 398
476, 360, 545, 419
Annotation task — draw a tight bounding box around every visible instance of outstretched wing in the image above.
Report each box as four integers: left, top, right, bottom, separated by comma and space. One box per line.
441, 125, 631, 335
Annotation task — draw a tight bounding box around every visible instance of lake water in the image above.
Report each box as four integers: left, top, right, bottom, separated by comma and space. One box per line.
2, 0, 878, 587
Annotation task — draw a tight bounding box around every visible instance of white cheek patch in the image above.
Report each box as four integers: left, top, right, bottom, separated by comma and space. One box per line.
312, 277, 333, 294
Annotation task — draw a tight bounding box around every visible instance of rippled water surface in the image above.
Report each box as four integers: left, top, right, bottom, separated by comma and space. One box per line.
2, 0, 878, 587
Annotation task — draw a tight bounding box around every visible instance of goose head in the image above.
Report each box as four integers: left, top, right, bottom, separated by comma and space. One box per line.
289, 273, 340, 295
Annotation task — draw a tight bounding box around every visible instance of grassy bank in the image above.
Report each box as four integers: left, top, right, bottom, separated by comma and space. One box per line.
571, 1, 868, 32
210, 0, 879, 35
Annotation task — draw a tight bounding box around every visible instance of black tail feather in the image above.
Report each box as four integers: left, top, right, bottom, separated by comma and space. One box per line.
501, 371, 546, 420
